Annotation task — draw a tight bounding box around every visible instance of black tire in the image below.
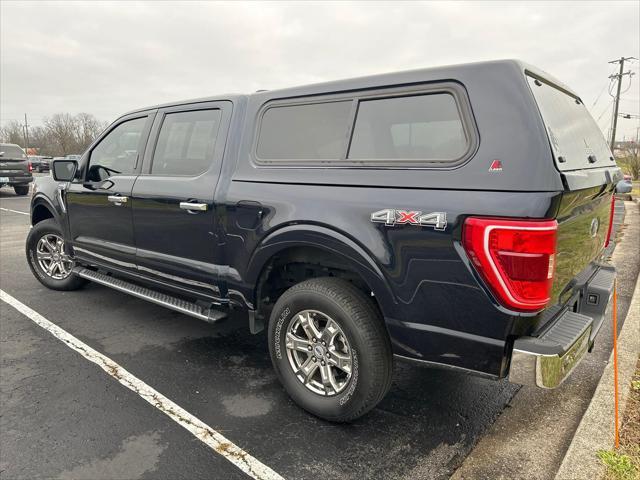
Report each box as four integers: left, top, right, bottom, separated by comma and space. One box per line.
26, 219, 87, 291
13, 185, 29, 196
268, 277, 393, 422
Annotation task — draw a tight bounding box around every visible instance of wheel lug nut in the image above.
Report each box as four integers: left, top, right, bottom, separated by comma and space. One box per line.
312, 357, 317, 362
307, 346, 312, 351
321, 361, 325, 366
322, 341, 326, 346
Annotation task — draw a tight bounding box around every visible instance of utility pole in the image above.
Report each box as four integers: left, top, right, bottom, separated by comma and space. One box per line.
608, 57, 636, 151
23, 113, 29, 153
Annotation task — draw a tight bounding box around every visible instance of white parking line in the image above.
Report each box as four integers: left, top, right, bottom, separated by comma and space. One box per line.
0, 290, 284, 480
0, 207, 29, 215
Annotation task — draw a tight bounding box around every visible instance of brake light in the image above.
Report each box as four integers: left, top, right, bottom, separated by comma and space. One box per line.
28, 162, 33, 172
604, 195, 615, 248
462, 217, 558, 312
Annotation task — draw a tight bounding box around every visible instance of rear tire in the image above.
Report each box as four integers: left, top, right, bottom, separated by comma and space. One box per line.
14, 185, 29, 196
26, 219, 87, 291
268, 277, 393, 422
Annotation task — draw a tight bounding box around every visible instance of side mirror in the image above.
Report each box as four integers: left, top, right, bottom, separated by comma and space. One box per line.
52, 159, 78, 182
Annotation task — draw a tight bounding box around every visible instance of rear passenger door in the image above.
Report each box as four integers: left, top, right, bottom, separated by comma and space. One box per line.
131, 101, 232, 300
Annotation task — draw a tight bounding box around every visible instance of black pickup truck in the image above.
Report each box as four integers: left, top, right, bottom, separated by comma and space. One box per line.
1, 143, 33, 195
27, 60, 619, 422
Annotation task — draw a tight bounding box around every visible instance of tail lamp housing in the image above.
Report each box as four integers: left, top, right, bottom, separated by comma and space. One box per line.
462, 217, 558, 312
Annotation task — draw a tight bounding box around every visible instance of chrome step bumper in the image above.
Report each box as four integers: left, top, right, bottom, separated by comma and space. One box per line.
508, 265, 616, 389
75, 267, 227, 324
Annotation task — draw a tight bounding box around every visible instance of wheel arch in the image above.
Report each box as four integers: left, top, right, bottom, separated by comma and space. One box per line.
247, 224, 397, 326
30, 196, 59, 226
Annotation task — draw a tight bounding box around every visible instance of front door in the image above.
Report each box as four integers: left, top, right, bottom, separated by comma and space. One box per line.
66, 113, 155, 272
131, 102, 232, 300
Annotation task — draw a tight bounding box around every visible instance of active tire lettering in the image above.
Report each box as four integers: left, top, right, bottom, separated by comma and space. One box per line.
274, 306, 290, 359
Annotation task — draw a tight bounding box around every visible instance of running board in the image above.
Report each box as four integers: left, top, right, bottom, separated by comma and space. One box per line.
74, 267, 227, 324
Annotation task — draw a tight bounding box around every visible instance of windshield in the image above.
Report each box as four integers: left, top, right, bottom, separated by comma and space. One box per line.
0, 145, 27, 159
527, 75, 613, 171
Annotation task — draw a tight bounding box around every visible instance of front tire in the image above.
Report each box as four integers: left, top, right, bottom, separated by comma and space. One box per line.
268, 277, 393, 422
26, 219, 87, 291
14, 185, 29, 196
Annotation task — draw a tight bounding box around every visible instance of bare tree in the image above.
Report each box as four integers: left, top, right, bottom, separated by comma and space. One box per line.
2, 113, 107, 156
0, 120, 26, 146
75, 112, 107, 151
620, 140, 639, 180
44, 113, 79, 156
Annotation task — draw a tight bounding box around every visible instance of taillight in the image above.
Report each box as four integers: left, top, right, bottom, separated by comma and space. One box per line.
604, 195, 615, 248
28, 162, 33, 172
462, 217, 558, 312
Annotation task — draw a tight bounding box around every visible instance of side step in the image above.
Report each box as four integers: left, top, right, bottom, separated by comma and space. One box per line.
75, 267, 227, 324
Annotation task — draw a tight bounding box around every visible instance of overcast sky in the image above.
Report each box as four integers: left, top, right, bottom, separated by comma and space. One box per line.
2, 1, 639, 140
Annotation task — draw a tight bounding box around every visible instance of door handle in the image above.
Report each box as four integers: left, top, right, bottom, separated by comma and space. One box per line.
180, 201, 207, 212
107, 195, 128, 205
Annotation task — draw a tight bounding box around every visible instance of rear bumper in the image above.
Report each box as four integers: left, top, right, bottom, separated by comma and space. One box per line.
0, 175, 33, 185
508, 265, 616, 388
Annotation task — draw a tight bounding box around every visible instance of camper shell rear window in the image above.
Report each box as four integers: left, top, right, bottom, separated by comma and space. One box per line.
526, 74, 613, 171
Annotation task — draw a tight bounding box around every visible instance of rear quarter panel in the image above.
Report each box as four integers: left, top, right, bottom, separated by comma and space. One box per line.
222, 181, 562, 376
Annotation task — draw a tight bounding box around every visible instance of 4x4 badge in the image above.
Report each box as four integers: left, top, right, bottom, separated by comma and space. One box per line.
371, 209, 447, 230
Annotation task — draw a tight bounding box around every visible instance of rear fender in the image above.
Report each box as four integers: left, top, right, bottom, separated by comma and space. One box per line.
246, 224, 397, 318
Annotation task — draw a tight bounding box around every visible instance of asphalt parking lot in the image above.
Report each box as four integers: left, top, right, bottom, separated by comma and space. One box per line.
0, 179, 635, 480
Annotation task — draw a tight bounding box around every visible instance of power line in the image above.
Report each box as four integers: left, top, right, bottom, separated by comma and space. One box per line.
597, 98, 615, 122
608, 56, 637, 150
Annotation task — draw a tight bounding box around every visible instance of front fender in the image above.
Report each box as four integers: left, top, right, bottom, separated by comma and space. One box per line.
30, 194, 61, 224
246, 223, 398, 318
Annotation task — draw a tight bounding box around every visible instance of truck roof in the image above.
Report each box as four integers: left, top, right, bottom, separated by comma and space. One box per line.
121, 59, 578, 119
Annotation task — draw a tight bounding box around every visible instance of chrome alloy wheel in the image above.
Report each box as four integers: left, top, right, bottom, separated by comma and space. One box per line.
36, 234, 73, 280
286, 310, 353, 396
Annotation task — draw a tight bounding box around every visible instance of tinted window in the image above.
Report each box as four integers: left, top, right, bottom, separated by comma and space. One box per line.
348, 93, 467, 161
152, 109, 221, 176
257, 101, 352, 160
0, 145, 27, 159
87, 117, 147, 181
527, 76, 612, 171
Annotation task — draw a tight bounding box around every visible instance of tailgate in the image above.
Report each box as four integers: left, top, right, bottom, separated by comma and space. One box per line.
0, 159, 30, 174
553, 186, 612, 301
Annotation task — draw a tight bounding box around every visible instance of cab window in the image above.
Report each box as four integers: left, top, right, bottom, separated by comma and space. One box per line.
151, 109, 222, 176
87, 117, 147, 182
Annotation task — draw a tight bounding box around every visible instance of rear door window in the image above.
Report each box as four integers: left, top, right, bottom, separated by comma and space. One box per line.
151, 109, 222, 176
527, 75, 612, 171
348, 93, 467, 161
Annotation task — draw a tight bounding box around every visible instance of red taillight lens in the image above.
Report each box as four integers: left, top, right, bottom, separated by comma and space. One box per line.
28, 162, 33, 172
604, 195, 615, 248
462, 217, 558, 312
